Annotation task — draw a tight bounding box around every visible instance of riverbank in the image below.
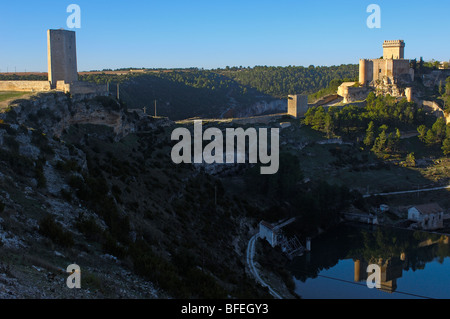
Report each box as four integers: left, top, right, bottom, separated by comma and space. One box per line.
251, 236, 300, 299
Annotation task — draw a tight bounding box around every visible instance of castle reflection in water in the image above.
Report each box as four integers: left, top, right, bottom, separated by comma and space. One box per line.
353, 236, 449, 293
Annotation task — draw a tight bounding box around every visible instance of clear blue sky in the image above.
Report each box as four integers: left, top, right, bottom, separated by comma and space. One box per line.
0, 0, 448, 72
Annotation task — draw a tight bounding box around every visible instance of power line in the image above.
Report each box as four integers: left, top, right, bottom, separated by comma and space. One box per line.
254, 221, 449, 299
295, 269, 434, 299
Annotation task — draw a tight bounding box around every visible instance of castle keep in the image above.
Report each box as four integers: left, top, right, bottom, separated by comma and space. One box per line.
338, 40, 415, 103
359, 40, 414, 87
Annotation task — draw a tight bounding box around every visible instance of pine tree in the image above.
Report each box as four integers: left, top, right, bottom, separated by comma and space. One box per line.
443, 138, 450, 156
364, 121, 375, 147
406, 152, 416, 167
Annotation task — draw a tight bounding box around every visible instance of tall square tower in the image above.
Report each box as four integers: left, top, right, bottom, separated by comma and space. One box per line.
47, 29, 78, 87
383, 40, 405, 60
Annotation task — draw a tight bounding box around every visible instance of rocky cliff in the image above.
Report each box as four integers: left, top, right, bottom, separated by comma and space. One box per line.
0, 92, 269, 299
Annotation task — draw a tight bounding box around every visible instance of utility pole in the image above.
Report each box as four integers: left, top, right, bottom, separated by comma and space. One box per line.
154, 100, 157, 117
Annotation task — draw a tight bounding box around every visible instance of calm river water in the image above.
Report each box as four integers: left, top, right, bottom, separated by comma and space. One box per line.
289, 224, 450, 299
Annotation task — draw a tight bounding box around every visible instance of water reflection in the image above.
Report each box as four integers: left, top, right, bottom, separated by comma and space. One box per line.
289, 224, 450, 298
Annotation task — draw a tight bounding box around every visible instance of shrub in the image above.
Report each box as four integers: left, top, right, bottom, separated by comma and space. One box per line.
75, 214, 103, 242
38, 215, 74, 248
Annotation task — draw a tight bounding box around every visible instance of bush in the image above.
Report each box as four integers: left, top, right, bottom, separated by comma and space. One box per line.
38, 215, 74, 248
75, 214, 103, 242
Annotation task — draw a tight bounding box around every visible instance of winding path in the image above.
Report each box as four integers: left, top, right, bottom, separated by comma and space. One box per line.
246, 233, 283, 299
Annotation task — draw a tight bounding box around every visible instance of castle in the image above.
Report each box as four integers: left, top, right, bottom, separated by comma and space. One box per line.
338, 40, 415, 103
359, 40, 414, 88
0, 29, 106, 95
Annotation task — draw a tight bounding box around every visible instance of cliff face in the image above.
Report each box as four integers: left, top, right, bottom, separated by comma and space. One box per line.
1, 92, 173, 141
233, 99, 286, 118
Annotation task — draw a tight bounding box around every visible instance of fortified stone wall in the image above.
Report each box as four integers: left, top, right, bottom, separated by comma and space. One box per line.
0, 81, 51, 92
340, 86, 370, 103
422, 100, 450, 124
360, 59, 412, 85
56, 81, 107, 95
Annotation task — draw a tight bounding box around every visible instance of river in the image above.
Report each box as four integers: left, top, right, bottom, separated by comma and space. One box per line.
288, 223, 450, 299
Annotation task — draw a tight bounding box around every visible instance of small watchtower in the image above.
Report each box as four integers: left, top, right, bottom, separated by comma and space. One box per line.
287, 94, 308, 118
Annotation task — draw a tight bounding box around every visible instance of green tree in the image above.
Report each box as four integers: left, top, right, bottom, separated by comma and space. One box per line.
372, 129, 387, 153
417, 125, 428, 141
443, 138, 450, 156
432, 117, 447, 143
395, 128, 401, 140
405, 152, 416, 167
364, 121, 375, 147
425, 129, 437, 145
324, 113, 334, 138
312, 106, 326, 131
439, 81, 444, 96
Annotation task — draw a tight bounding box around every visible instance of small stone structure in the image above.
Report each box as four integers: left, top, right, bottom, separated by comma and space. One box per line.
405, 87, 413, 102
259, 221, 280, 248
408, 203, 444, 230
287, 94, 308, 118
337, 82, 370, 103
259, 218, 308, 259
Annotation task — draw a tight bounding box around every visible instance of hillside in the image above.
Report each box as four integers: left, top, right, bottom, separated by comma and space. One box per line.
78, 65, 358, 120
0, 81, 448, 299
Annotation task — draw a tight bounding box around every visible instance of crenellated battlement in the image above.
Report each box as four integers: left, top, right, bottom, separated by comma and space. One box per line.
383, 40, 405, 46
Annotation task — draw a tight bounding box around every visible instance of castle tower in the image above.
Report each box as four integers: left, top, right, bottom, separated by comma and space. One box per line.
359, 59, 367, 86
405, 87, 413, 102
47, 29, 78, 88
383, 40, 405, 60
287, 94, 308, 118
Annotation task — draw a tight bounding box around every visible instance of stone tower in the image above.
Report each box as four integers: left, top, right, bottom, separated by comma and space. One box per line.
359, 40, 413, 87
287, 95, 308, 118
405, 87, 413, 102
47, 29, 78, 88
383, 40, 405, 60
